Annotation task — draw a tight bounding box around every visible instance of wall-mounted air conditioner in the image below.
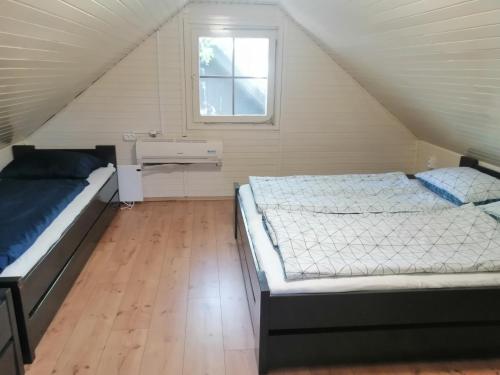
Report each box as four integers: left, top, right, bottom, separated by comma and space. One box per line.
136, 138, 223, 167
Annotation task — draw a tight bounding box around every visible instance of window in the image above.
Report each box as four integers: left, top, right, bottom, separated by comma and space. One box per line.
190, 27, 278, 125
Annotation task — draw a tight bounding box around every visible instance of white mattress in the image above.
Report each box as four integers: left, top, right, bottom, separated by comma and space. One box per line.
0, 166, 116, 277
239, 184, 500, 295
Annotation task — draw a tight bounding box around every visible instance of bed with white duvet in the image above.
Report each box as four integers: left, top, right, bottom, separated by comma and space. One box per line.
239, 184, 500, 294
237, 161, 500, 372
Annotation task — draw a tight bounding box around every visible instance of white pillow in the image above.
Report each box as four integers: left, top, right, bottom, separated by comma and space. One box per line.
479, 201, 500, 221
416, 167, 500, 204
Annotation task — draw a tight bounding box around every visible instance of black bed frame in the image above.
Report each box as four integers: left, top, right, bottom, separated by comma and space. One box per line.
0, 146, 119, 363
234, 156, 500, 374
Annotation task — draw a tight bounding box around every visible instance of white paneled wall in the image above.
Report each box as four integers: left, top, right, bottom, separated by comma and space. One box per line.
280, 21, 416, 175
29, 4, 417, 198
0, 146, 13, 170
416, 140, 500, 173
283, 0, 500, 159
416, 141, 462, 171
29, 34, 161, 164
0, 0, 188, 147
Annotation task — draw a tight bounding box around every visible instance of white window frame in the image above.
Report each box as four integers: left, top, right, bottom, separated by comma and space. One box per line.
184, 24, 280, 129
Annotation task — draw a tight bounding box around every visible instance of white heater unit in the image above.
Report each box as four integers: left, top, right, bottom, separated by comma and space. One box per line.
136, 138, 223, 166
117, 165, 144, 202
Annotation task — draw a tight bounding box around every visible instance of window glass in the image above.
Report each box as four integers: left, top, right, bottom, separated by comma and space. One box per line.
234, 78, 267, 116
199, 78, 233, 116
234, 38, 269, 77
199, 37, 233, 77
193, 29, 277, 124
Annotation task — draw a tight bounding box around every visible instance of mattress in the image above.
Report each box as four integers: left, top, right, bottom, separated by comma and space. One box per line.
0, 165, 116, 277
238, 184, 500, 295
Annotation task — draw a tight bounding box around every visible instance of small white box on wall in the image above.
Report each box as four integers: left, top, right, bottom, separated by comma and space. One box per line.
117, 165, 144, 202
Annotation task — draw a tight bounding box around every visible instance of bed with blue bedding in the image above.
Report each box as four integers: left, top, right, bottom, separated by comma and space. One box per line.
0, 145, 119, 364
0, 179, 88, 273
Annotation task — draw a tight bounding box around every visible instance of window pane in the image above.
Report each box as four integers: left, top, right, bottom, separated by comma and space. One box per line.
199, 37, 233, 77
199, 78, 233, 116
234, 78, 267, 116
235, 38, 269, 77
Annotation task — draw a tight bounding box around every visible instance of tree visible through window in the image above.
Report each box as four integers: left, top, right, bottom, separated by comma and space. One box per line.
192, 29, 277, 124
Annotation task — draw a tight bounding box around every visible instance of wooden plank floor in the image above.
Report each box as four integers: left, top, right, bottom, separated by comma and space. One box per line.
25, 201, 500, 375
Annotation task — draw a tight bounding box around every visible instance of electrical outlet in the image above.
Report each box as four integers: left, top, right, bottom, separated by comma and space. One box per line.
123, 132, 136, 142
427, 156, 437, 170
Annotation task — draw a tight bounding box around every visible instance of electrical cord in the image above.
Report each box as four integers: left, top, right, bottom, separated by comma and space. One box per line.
120, 201, 135, 210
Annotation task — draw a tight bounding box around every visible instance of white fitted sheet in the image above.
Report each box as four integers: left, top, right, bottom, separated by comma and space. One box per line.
239, 184, 500, 295
1, 166, 116, 277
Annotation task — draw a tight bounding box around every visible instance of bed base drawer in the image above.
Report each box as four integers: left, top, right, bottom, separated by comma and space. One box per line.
268, 287, 500, 331
237, 224, 258, 333
22, 194, 119, 362
235, 190, 271, 373
0, 297, 11, 350
267, 323, 500, 370
2, 190, 119, 363
21, 176, 118, 314
0, 289, 24, 374
0, 342, 19, 375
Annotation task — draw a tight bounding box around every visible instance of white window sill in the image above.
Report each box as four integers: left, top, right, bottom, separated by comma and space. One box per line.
187, 122, 279, 131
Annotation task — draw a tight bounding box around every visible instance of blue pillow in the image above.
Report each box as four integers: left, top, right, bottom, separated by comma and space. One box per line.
417, 178, 463, 205
0, 150, 106, 180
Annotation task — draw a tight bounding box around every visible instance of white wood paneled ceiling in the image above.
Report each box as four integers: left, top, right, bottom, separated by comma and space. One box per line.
282, 0, 500, 159
1, 0, 499, 159
0, 0, 187, 147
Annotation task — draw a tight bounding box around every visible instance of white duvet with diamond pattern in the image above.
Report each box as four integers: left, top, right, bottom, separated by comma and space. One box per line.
249, 173, 453, 214
263, 204, 500, 280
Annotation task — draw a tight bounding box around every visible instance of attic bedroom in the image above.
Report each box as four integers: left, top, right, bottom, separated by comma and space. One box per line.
0, 1, 499, 374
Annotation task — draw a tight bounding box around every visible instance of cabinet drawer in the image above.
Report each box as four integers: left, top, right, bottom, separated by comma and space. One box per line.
0, 341, 19, 375
0, 298, 11, 350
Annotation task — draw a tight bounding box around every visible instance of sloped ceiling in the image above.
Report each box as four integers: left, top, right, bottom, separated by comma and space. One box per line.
281, 0, 500, 158
2, 0, 499, 159
0, 0, 187, 147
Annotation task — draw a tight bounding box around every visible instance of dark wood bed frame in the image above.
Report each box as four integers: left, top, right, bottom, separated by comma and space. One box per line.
234, 156, 500, 374
0, 146, 119, 363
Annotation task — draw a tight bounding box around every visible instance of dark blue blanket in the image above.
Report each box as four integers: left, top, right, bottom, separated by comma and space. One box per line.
0, 179, 88, 272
